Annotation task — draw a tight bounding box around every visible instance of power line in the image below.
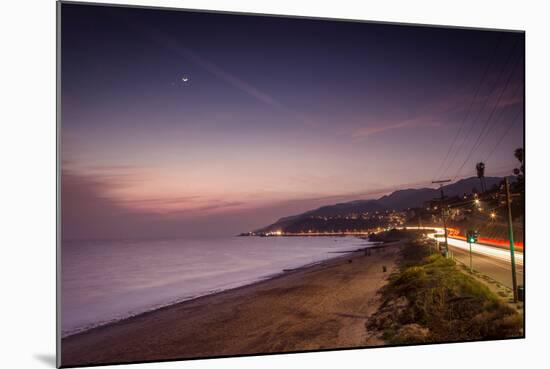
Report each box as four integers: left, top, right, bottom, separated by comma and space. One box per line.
451, 42, 522, 180
441, 36, 520, 180
451, 54, 521, 180
467, 67, 523, 162
432, 34, 503, 182
452, 164, 516, 180
484, 108, 523, 162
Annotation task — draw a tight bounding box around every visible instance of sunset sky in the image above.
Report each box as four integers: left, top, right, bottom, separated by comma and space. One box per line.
61, 3, 524, 240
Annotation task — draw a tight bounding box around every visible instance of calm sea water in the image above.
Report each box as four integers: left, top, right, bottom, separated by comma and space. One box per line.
61, 236, 372, 337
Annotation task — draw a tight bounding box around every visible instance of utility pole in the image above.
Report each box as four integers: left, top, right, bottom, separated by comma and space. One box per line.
504, 178, 518, 302
433, 179, 451, 258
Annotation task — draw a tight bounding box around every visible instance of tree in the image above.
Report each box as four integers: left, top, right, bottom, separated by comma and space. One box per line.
513, 147, 524, 185
476, 162, 486, 192
514, 148, 524, 176
514, 148, 524, 165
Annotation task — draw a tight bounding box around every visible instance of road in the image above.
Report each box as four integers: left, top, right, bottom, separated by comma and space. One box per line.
405, 226, 524, 289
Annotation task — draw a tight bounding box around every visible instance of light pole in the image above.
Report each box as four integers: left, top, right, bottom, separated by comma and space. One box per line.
504, 178, 519, 302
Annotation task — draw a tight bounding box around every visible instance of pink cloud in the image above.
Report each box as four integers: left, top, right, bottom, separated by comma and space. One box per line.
352, 117, 442, 140
61, 167, 438, 241
348, 78, 522, 142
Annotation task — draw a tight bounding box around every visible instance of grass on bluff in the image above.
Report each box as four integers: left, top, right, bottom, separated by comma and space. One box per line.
367, 240, 523, 344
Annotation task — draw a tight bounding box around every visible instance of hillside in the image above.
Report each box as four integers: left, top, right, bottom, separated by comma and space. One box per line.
255, 176, 507, 233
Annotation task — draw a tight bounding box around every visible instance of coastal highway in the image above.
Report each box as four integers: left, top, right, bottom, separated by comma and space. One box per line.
405, 226, 524, 289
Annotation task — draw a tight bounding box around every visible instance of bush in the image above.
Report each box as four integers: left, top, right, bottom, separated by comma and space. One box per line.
367, 242, 523, 344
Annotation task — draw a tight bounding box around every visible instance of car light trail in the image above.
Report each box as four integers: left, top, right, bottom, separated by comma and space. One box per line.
405, 227, 523, 266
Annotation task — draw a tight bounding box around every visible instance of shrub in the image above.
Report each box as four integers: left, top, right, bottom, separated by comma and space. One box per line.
367, 241, 523, 344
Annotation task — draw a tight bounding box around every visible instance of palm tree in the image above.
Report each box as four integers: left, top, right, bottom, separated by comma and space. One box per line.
476, 162, 486, 193
514, 148, 523, 164
514, 148, 524, 175
513, 147, 524, 194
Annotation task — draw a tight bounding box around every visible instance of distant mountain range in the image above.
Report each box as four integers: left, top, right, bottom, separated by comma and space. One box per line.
256, 176, 508, 233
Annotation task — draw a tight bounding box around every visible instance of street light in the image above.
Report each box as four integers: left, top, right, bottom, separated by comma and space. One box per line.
490, 212, 496, 219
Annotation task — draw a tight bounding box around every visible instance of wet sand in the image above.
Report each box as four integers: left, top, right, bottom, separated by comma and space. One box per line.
61, 242, 402, 367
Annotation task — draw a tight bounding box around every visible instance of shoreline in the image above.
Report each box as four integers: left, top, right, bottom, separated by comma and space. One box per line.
61, 239, 380, 339
59, 236, 377, 339
62, 242, 385, 339
61, 242, 402, 367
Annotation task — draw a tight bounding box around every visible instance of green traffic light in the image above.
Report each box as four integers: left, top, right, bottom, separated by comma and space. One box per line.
466, 229, 478, 243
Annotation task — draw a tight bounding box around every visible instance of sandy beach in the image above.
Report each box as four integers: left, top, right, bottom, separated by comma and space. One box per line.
61, 242, 401, 367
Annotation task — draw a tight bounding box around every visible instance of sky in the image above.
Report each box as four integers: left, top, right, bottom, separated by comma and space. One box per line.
60, 3, 524, 240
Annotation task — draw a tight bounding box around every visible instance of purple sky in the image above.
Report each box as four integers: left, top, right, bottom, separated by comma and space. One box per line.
61, 3, 524, 240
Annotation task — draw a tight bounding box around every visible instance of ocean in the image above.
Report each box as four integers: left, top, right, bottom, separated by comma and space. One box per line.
61, 236, 373, 337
